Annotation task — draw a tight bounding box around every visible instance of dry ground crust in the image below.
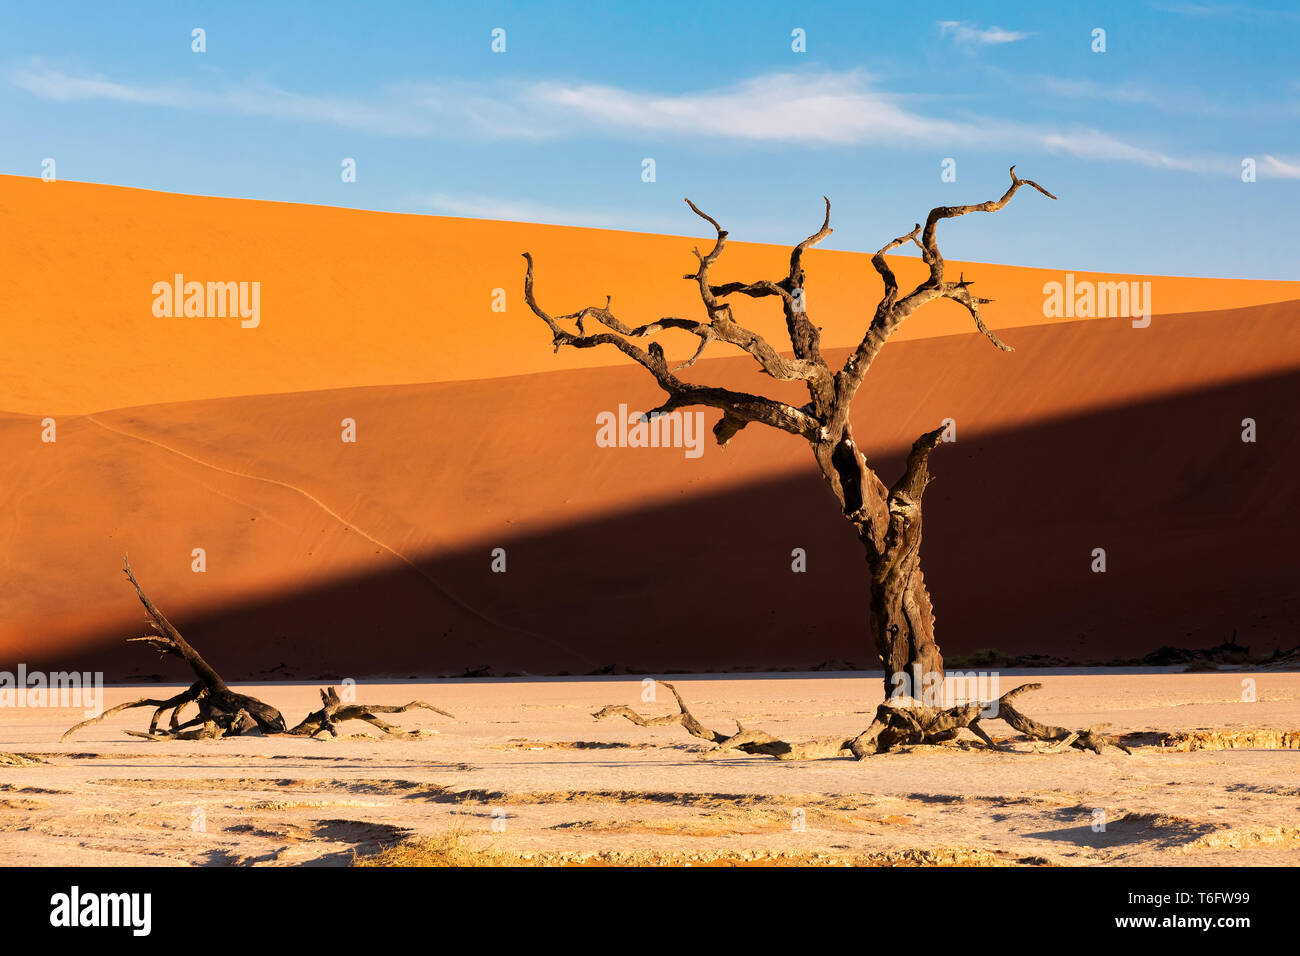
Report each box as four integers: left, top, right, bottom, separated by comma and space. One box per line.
0, 673, 1297, 866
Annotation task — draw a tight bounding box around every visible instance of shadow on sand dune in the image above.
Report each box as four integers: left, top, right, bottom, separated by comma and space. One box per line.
35, 367, 1300, 681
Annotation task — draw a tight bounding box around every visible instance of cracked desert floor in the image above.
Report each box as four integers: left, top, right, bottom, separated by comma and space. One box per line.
1, 671, 1297, 866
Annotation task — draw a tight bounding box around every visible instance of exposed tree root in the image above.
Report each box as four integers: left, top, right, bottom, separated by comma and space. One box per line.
61, 559, 453, 742
594, 681, 1131, 760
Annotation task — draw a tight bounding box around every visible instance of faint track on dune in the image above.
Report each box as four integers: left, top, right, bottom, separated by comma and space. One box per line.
82, 414, 587, 662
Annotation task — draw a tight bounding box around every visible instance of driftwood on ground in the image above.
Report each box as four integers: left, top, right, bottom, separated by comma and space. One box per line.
61, 559, 453, 742
594, 680, 1131, 760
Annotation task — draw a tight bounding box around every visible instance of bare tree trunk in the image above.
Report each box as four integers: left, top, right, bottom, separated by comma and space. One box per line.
819, 425, 946, 697
870, 546, 943, 699
869, 426, 947, 697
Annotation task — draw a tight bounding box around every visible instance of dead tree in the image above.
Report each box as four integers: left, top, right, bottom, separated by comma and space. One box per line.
61, 558, 453, 741
524, 167, 1057, 696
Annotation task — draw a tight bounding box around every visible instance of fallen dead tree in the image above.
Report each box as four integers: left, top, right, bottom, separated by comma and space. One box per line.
594, 681, 1131, 759
61, 559, 452, 742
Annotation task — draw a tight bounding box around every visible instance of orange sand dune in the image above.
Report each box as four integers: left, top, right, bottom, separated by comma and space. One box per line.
3, 300, 1296, 678
4, 174, 1299, 417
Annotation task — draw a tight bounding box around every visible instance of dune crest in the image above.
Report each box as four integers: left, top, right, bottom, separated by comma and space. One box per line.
4, 174, 1299, 416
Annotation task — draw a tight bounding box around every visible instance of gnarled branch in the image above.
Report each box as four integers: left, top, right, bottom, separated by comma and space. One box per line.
841, 166, 1055, 406
525, 172, 1052, 453
942, 274, 1013, 352
287, 687, 454, 738
521, 251, 820, 444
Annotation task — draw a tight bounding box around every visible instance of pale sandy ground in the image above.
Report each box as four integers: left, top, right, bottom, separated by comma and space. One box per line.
1, 672, 1297, 866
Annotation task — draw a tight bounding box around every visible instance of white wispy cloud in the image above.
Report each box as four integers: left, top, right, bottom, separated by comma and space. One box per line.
10, 64, 441, 136
1036, 76, 1187, 111
7, 64, 981, 145
10, 62, 1227, 176
529, 73, 1222, 173
12, 67, 185, 106
9, 63, 555, 139
1260, 154, 1300, 178
1152, 2, 1300, 23
405, 193, 623, 228
1033, 71, 1300, 121
527, 71, 973, 145
1035, 128, 1228, 173
938, 21, 1033, 46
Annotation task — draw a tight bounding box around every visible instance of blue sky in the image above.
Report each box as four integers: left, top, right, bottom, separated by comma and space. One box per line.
2, 0, 1297, 278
